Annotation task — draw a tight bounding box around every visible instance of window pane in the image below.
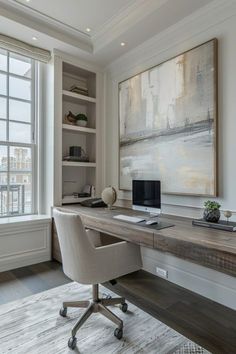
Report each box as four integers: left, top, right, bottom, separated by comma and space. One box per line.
0, 146, 7, 171
0, 49, 7, 72
10, 146, 32, 171
9, 122, 31, 143
0, 173, 8, 216
9, 76, 31, 100
0, 97, 7, 119
0, 121, 6, 141
0, 73, 7, 95
9, 173, 32, 215
9, 53, 31, 78
9, 99, 31, 123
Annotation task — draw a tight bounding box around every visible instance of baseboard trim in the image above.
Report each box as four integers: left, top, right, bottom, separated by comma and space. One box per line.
0, 254, 51, 272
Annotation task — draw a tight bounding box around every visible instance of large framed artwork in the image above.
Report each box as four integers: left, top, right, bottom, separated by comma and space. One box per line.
119, 39, 218, 196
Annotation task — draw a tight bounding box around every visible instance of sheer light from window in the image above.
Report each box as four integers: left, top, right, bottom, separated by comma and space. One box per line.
0, 48, 37, 217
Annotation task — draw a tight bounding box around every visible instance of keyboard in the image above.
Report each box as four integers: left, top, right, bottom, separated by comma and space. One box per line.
113, 214, 145, 223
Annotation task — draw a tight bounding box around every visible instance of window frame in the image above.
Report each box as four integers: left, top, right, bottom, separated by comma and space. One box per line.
0, 49, 38, 217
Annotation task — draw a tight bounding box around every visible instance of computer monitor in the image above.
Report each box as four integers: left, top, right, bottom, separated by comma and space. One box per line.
132, 180, 161, 215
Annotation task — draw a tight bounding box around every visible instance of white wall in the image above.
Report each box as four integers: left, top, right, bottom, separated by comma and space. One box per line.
104, 0, 236, 308
105, 0, 236, 217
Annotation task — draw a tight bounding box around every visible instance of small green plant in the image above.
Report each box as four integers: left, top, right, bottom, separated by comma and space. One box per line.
76, 113, 87, 121
204, 200, 221, 210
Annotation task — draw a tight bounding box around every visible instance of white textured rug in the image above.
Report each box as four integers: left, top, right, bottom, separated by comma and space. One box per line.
0, 282, 211, 354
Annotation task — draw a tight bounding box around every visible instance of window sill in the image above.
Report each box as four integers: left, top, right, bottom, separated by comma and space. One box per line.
0, 214, 51, 227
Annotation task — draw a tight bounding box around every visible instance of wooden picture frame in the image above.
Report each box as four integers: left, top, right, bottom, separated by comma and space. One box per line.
118, 39, 218, 196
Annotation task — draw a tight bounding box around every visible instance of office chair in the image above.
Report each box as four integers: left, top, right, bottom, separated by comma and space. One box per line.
53, 208, 142, 350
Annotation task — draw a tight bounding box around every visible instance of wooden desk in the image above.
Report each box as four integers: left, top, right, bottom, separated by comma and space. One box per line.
55, 205, 236, 277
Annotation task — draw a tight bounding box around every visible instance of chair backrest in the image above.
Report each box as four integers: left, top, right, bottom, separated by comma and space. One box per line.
53, 208, 95, 284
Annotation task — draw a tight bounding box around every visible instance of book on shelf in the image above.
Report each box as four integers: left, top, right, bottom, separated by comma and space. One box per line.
192, 218, 236, 232
63, 156, 89, 162
69, 85, 89, 96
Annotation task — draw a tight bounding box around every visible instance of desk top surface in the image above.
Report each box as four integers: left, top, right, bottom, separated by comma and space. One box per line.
59, 205, 236, 256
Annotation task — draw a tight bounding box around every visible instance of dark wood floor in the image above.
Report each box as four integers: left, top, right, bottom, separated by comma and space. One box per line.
105, 271, 236, 354
1, 262, 236, 354
0, 261, 70, 305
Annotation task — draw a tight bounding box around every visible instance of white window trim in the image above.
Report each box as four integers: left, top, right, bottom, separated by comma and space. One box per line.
0, 50, 38, 217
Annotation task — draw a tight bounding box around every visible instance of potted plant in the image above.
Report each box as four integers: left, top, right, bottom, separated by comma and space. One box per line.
203, 200, 221, 223
75, 113, 88, 127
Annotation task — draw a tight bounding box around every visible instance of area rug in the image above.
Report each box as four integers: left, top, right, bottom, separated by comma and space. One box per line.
0, 282, 211, 353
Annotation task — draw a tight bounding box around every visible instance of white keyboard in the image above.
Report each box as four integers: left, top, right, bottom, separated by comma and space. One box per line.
113, 214, 145, 223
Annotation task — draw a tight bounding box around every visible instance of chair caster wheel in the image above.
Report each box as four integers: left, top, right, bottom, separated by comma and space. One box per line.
59, 307, 67, 317
120, 302, 128, 313
114, 327, 123, 340
68, 336, 77, 350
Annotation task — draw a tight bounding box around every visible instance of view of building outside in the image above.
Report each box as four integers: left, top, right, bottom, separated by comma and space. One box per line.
0, 147, 32, 215
0, 49, 35, 217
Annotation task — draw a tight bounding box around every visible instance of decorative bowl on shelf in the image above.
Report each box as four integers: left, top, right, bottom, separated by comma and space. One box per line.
76, 120, 87, 127
75, 113, 88, 127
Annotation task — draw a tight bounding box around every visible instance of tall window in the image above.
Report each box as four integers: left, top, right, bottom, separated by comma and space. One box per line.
0, 49, 37, 217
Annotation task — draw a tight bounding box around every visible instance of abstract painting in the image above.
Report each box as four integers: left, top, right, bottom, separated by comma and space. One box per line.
119, 39, 217, 196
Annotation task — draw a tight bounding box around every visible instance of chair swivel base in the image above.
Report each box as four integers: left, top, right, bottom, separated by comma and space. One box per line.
59, 284, 128, 350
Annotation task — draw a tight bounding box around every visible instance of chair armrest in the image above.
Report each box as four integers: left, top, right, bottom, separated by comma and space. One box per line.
86, 228, 101, 247
93, 240, 142, 281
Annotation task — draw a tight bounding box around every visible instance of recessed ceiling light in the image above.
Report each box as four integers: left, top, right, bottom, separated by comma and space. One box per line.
120, 42, 126, 47
86, 28, 91, 33
32, 36, 38, 41
25, 0, 31, 2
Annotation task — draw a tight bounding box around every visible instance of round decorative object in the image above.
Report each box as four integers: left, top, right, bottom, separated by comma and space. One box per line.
203, 208, 220, 223
76, 120, 87, 127
101, 186, 117, 209
224, 210, 232, 219
224, 210, 232, 223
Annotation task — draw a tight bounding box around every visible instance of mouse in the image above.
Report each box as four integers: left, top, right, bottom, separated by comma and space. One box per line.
145, 220, 158, 225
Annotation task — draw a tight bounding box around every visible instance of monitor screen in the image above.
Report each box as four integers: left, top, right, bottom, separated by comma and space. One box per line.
132, 180, 161, 210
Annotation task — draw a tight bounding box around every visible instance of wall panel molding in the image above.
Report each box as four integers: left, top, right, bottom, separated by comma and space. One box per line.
0, 219, 51, 272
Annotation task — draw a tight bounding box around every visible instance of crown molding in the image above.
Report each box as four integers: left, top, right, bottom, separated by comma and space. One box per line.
53, 49, 103, 73
0, 0, 93, 53
93, 0, 169, 53
106, 0, 236, 78
9, 0, 91, 39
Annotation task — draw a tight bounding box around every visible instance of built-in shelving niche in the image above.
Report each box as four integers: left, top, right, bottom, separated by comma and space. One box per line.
61, 61, 97, 205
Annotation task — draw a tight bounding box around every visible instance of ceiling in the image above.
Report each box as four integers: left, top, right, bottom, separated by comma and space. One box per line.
0, 0, 215, 66
14, 0, 138, 36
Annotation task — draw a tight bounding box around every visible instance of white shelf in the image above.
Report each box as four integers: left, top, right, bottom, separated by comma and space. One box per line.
62, 161, 96, 167
62, 124, 96, 134
62, 90, 96, 104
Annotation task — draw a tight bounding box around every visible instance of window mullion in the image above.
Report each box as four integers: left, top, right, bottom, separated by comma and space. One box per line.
6, 52, 9, 216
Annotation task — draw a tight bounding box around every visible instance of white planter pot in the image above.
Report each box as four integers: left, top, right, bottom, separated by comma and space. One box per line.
76, 120, 87, 127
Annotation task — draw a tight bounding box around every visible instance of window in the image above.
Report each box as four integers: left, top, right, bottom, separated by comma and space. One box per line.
0, 49, 37, 217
